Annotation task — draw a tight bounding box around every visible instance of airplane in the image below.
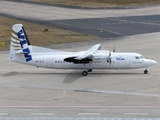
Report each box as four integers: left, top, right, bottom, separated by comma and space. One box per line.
8, 24, 157, 76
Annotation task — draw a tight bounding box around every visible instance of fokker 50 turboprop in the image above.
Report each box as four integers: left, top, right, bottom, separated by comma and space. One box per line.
8, 24, 157, 76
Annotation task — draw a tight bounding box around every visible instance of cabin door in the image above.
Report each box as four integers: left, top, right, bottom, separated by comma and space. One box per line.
46, 58, 53, 68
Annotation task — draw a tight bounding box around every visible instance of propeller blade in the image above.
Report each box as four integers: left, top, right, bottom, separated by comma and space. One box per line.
109, 51, 111, 57
107, 51, 112, 66
113, 46, 115, 52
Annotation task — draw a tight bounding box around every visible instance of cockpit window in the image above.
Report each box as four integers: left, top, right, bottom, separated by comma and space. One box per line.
139, 56, 144, 59
135, 56, 144, 59
135, 56, 139, 59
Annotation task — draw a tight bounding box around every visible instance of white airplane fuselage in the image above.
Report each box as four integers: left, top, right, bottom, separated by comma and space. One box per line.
11, 49, 156, 70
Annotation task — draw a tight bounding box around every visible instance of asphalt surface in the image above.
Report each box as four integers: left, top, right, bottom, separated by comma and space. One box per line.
48, 15, 160, 38
0, 13, 160, 38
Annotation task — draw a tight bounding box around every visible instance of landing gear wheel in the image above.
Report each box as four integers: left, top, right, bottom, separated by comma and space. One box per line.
88, 69, 92, 72
82, 71, 88, 76
144, 70, 148, 74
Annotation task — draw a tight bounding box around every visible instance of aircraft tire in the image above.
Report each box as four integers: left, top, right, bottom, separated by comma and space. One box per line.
82, 71, 88, 76
144, 70, 148, 74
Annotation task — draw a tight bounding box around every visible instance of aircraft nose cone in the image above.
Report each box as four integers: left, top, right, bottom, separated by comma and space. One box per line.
152, 60, 157, 65
150, 60, 157, 65
145, 59, 157, 66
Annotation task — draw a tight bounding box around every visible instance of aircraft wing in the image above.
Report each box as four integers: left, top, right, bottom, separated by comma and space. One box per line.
75, 44, 101, 60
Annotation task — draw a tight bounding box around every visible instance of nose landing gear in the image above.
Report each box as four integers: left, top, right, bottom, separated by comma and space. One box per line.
144, 69, 148, 74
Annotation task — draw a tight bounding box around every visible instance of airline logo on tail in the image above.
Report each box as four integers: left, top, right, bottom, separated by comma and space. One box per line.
11, 26, 32, 62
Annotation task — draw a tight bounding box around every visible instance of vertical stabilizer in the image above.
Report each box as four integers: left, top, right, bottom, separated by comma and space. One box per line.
8, 24, 32, 62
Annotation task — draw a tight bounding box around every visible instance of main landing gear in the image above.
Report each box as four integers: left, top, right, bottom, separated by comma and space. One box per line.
144, 69, 148, 74
88, 69, 92, 72
82, 63, 92, 76
82, 71, 88, 76
82, 69, 92, 76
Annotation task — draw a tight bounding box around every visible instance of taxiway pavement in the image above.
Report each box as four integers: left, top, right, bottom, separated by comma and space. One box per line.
0, 32, 160, 118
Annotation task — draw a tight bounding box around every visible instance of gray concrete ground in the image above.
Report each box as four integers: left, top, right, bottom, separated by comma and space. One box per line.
0, 32, 160, 118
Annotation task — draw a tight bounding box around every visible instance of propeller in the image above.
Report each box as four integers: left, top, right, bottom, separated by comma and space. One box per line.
107, 51, 112, 66
113, 46, 115, 52
107, 46, 116, 66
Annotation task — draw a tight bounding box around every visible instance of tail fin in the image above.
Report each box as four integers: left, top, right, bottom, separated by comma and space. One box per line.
8, 24, 32, 62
